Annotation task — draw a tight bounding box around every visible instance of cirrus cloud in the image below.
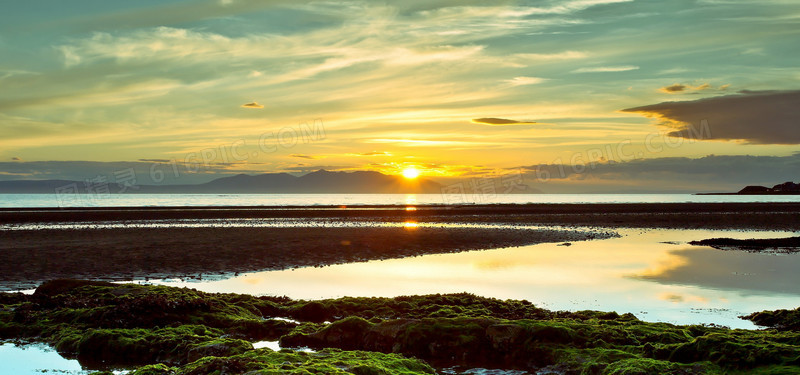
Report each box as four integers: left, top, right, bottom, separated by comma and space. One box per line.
472, 117, 537, 125
572, 65, 639, 73
289, 154, 321, 159
504, 76, 547, 86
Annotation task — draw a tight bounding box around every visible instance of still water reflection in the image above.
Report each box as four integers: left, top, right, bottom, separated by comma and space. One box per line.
0, 343, 87, 375
152, 228, 800, 329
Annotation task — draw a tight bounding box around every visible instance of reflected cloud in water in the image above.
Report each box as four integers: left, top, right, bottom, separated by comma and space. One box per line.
152, 228, 800, 329
633, 247, 800, 296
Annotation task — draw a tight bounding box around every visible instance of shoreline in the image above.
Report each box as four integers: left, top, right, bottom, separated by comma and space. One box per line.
3, 202, 800, 229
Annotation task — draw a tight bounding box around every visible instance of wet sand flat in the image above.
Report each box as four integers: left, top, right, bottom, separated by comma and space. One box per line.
0, 225, 606, 291
2, 202, 800, 229
1, 203, 799, 291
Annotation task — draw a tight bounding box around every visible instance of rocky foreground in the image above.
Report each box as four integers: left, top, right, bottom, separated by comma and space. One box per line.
689, 236, 800, 253
1, 280, 799, 374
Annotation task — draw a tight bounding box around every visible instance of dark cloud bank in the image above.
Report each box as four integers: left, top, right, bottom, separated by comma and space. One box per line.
519, 154, 800, 193
623, 90, 800, 144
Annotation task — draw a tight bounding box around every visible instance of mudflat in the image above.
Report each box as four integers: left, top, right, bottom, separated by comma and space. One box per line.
1, 203, 799, 291
0, 225, 610, 291
3, 202, 800, 229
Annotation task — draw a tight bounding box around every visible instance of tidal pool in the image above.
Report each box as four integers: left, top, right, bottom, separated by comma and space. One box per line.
0, 343, 90, 375
151, 227, 800, 329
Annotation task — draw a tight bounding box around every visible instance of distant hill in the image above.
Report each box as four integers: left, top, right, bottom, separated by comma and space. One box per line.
737, 181, 800, 195
700, 181, 800, 195
0, 170, 444, 194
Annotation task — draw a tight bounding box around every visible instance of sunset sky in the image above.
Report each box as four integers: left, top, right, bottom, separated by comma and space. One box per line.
1, 0, 799, 192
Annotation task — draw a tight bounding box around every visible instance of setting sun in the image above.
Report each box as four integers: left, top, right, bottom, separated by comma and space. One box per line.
402, 167, 421, 179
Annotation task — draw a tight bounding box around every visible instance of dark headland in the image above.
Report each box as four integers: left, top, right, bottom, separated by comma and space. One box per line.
699, 181, 800, 195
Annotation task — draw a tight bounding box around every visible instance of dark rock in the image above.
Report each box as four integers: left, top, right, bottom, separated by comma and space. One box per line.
689, 236, 800, 251
33, 279, 115, 297
290, 301, 333, 323
742, 307, 800, 331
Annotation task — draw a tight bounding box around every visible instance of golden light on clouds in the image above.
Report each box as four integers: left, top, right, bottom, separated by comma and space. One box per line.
1, 0, 797, 192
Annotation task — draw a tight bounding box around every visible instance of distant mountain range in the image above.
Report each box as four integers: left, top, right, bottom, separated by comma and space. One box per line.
0, 170, 444, 194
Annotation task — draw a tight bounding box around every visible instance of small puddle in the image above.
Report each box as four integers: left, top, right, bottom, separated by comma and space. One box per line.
0, 342, 126, 375
253, 340, 281, 350
441, 366, 531, 374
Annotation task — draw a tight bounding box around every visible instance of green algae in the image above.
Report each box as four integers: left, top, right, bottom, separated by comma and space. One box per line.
1, 279, 799, 374
281, 313, 800, 373
121, 349, 436, 375
157, 348, 435, 375
284, 293, 553, 323
743, 307, 800, 331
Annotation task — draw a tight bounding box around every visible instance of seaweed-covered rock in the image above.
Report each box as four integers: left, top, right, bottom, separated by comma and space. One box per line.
33, 279, 117, 297
2, 281, 800, 374
282, 315, 800, 373
290, 300, 333, 323
186, 339, 252, 362
60, 326, 252, 366
743, 307, 800, 331
129, 363, 177, 375
177, 348, 435, 375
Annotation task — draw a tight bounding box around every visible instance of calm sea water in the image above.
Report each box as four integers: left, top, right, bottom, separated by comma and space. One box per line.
2, 193, 800, 208
149, 227, 800, 330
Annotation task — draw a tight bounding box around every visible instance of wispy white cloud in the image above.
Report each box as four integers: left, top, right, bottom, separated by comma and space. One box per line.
514, 50, 588, 61
572, 65, 639, 73
657, 68, 689, 75
504, 76, 547, 86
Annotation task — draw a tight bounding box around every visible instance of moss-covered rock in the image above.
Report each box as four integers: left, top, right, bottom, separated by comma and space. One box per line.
175, 348, 435, 375
1, 280, 799, 375
743, 307, 800, 331
283, 314, 800, 373
129, 363, 177, 375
